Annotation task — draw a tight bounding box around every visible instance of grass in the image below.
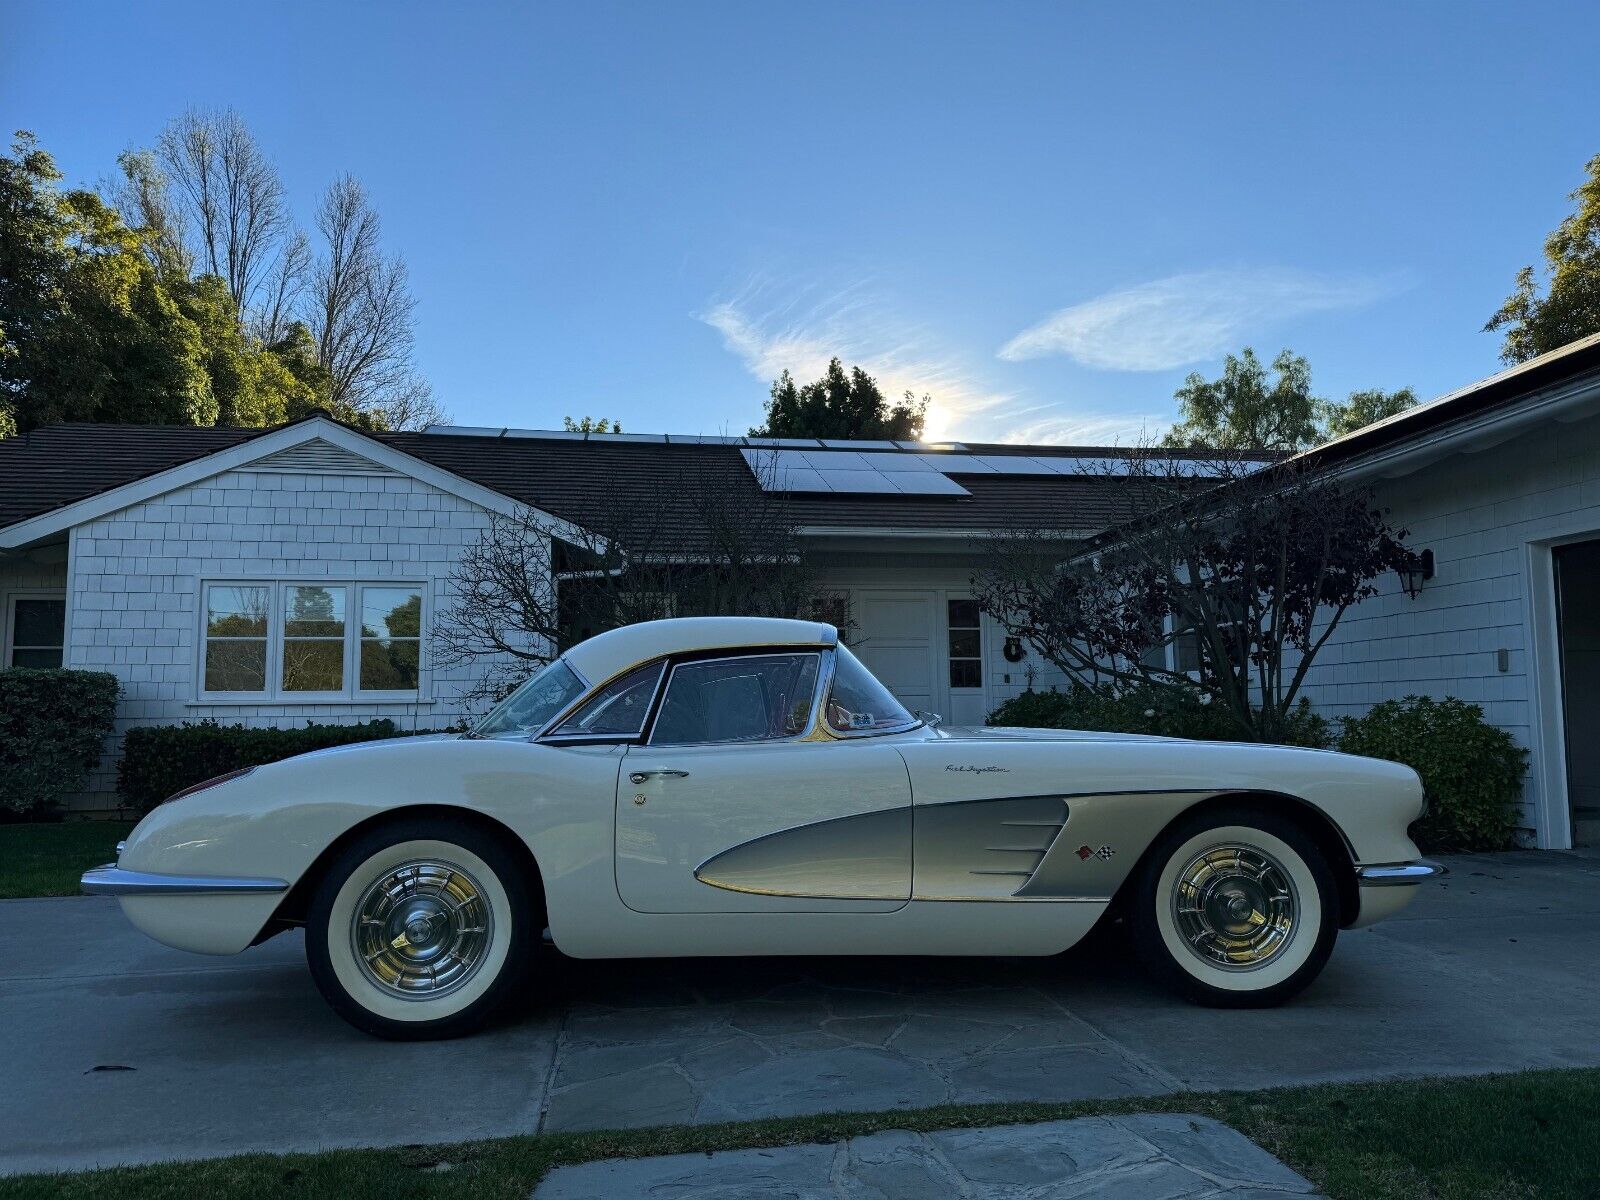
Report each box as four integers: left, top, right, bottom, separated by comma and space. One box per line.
2, 1069, 1596, 1199
0, 821, 136, 899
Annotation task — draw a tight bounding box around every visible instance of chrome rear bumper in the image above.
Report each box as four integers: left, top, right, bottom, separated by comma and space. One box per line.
80, 865, 289, 897
1355, 860, 1447, 887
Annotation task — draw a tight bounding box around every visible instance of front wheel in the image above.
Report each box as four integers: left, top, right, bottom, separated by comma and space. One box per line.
305, 817, 539, 1039
1128, 806, 1338, 1007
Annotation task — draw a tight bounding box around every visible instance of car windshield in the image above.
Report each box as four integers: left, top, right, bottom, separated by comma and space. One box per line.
474, 659, 587, 737
825, 645, 917, 735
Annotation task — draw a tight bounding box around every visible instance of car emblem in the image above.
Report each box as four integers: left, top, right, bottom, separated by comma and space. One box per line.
1076, 844, 1115, 862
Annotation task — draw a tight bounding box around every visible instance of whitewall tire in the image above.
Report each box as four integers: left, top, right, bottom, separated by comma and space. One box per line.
306, 817, 539, 1039
1129, 806, 1338, 1007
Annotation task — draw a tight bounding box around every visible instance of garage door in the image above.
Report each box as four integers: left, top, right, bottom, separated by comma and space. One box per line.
850, 591, 937, 716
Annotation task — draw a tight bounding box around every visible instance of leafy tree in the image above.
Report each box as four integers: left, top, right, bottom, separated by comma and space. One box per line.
974, 450, 1410, 743
174, 274, 320, 427
1322, 386, 1418, 440
1163, 347, 1416, 450
752, 358, 928, 441
0, 133, 213, 432
564, 416, 623, 433
1486, 153, 1600, 364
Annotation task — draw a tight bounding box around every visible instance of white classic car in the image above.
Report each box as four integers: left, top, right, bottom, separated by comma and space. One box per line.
85, 616, 1441, 1039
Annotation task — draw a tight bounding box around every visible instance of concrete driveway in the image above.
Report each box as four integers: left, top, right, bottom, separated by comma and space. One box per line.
5, 849, 1599, 1176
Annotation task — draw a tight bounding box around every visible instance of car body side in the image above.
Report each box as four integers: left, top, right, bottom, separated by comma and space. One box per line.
110, 720, 1425, 959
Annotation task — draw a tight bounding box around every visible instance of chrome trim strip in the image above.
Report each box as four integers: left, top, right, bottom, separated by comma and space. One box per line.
80, 865, 290, 897
1355, 860, 1448, 886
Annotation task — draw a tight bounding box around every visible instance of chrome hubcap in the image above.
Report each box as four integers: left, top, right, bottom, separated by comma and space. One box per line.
351, 860, 493, 999
1171, 843, 1297, 971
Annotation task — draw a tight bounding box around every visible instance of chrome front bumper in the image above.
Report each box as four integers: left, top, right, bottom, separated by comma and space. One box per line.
80, 865, 290, 897
1355, 860, 1448, 887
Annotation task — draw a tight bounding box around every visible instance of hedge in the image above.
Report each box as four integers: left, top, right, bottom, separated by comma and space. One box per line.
1338, 695, 1527, 851
0, 668, 121, 817
987, 683, 1331, 749
117, 719, 444, 814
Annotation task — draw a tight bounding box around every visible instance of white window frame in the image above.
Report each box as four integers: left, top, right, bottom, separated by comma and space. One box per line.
3, 589, 67, 669
197, 579, 427, 703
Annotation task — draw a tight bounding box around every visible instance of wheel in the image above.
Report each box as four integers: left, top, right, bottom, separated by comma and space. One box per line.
1128, 805, 1338, 1007
305, 816, 539, 1039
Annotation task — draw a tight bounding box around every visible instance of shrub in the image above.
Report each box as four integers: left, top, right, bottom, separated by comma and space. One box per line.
0, 669, 120, 817
988, 682, 1331, 749
1338, 695, 1527, 851
117, 719, 444, 814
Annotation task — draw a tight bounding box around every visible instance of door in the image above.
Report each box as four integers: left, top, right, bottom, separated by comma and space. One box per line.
614, 652, 913, 913
852, 591, 939, 717
943, 594, 988, 726
1555, 539, 1600, 846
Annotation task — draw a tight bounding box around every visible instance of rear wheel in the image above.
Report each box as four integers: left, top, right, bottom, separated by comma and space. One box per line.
1129, 806, 1338, 1007
305, 816, 539, 1039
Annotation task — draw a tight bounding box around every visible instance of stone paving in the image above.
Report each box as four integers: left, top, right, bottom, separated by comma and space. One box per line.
532, 1114, 1325, 1199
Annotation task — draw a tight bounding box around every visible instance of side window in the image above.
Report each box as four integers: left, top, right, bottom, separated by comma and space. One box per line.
826, 645, 916, 735
651, 653, 821, 746
549, 662, 664, 738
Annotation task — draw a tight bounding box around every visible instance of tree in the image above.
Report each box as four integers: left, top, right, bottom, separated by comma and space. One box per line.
105, 149, 191, 286
308, 175, 419, 423
973, 449, 1410, 742
173, 274, 320, 427
752, 358, 928, 441
1486, 153, 1600, 364
0, 133, 213, 432
1322, 387, 1418, 440
1163, 347, 1417, 450
435, 454, 820, 704
156, 108, 290, 318
564, 416, 623, 433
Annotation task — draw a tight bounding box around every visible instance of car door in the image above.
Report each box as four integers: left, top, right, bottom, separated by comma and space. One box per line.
615, 651, 913, 914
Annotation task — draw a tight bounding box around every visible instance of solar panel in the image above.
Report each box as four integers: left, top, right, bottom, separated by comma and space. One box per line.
739, 449, 972, 495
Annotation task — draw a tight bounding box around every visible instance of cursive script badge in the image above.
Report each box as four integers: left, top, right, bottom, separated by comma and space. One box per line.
944, 764, 1010, 774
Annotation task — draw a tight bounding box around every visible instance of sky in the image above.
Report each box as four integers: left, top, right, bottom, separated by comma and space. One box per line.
5, 2, 1599, 444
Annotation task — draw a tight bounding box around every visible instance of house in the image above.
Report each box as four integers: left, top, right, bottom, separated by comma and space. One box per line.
0, 418, 1134, 810
3, 332, 1599, 846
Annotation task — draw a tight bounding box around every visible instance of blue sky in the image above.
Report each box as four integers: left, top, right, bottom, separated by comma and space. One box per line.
6, 2, 1599, 443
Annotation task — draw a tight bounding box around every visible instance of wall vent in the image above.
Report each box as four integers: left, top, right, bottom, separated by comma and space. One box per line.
242, 438, 399, 476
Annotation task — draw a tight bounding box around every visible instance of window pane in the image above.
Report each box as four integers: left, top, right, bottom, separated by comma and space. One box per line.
206, 639, 266, 691
12, 647, 63, 669
475, 660, 585, 737
283, 639, 344, 691
947, 598, 980, 627
13, 598, 65, 647
948, 629, 980, 659
284, 586, 346, 637
360, 639, 420, 691
361, 587, 422, 639
207, 586, 269, 638
653, 654, 820, 745
950, 660, 982, 689
553, 662, 665, 736
826, 645, 915, 734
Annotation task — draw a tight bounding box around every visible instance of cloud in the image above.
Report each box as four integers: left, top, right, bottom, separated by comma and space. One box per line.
698, 282, 1010, 442
998, 269, 1399, 372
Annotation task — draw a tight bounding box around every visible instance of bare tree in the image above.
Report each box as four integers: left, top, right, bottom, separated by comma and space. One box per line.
105, 149, 191, 285
252, 228, 311, 345
157, 108, 288, 314
973, 448, 1409, 742
308, 174, 418, 420
434, 454, 821, 705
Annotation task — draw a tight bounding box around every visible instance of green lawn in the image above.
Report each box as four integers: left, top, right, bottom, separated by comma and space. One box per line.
0, 821, 136, 899
2, 1069, 1596, 1199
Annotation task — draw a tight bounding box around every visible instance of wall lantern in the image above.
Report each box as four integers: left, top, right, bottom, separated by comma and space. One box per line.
1397, 548, 1435, 600
1003, 636, 1028, 663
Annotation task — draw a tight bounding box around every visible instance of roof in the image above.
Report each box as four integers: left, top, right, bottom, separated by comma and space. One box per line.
0, 419, 1214, 549
562, 616, 837, 686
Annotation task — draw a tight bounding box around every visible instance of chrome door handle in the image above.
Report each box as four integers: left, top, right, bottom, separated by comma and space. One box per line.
629, 769, 690, 785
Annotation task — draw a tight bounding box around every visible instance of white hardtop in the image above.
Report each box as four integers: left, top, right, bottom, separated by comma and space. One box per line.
562, 617, 838, 687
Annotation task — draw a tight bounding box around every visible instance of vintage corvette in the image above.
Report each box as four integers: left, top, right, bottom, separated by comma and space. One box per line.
84, 616, 1441, 1039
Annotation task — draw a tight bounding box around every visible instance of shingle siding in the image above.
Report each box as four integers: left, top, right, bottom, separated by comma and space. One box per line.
62, 466, 532, 813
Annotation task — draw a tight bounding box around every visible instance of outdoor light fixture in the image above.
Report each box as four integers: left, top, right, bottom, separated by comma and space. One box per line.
1397, 549, 1435, 600
1003, 636, 1027, 663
